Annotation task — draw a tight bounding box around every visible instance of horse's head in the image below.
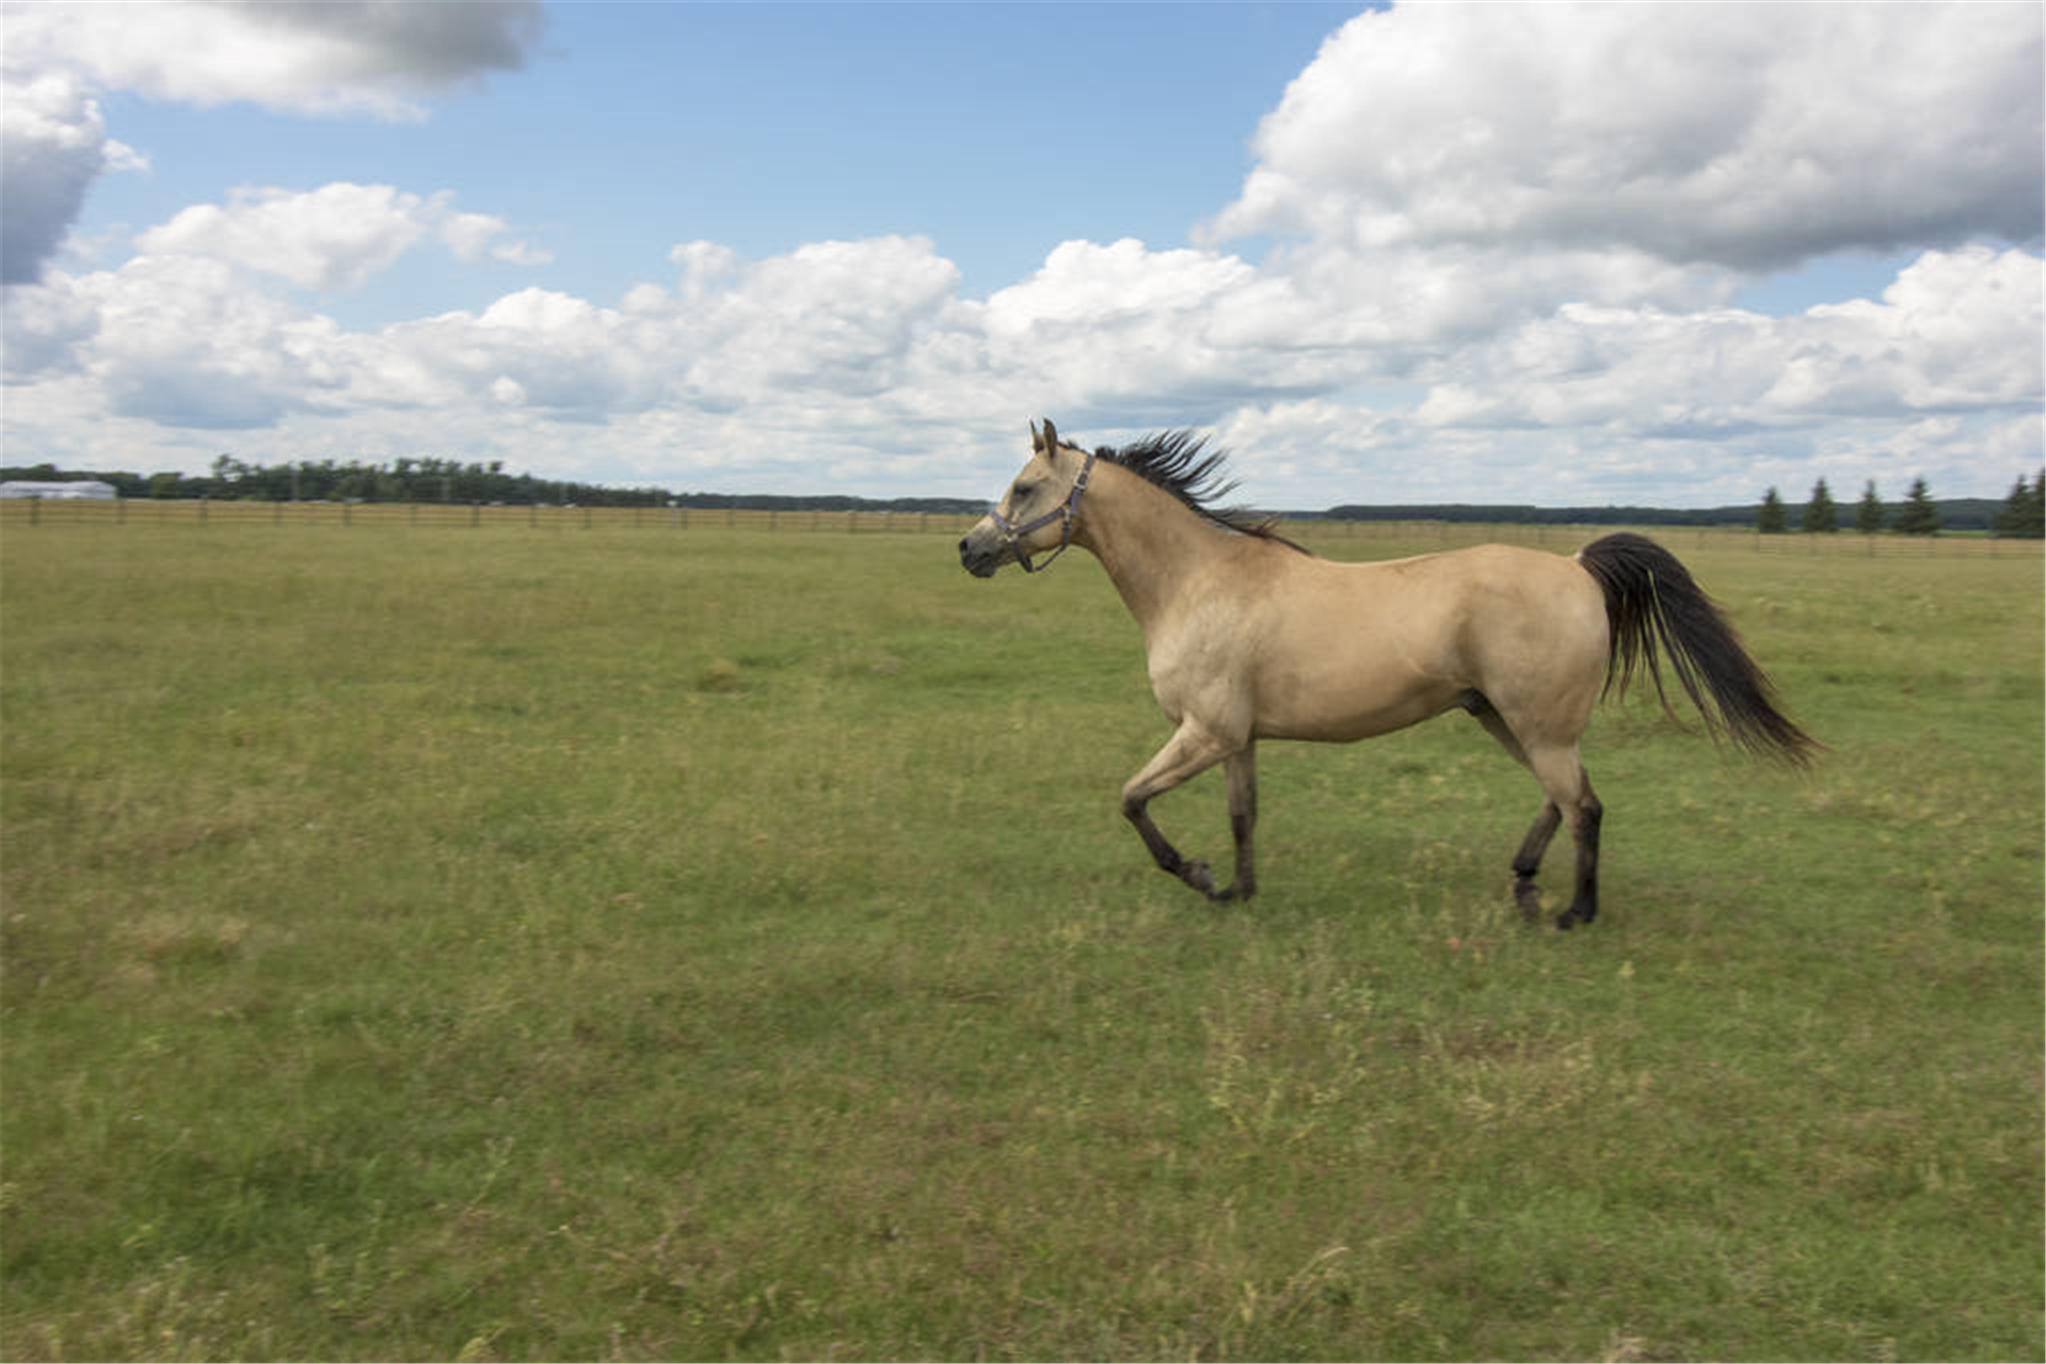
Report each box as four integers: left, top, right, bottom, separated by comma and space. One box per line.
958, 419, 1097, 577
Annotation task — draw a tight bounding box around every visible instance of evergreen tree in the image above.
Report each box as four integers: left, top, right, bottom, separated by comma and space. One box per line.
2013, 472, 2046, 539
1996, 478, 2029, 535
1893, 476, 1940, 535
1800, 478, 1838, 532
1757, 486, 1787, 534
1855, 479, 1885, 534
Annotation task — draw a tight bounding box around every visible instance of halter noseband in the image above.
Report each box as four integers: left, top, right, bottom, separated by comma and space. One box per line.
987, 447, 1096, 574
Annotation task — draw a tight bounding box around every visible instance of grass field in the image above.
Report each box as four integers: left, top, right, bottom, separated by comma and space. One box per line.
3, 520, 2040, 1361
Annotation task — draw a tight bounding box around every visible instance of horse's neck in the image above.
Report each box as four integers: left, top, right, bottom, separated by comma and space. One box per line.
1074, 463, 1231, 634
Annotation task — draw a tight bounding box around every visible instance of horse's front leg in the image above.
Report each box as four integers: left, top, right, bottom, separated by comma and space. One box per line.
1120, 719, 1240, 900
1220, 744, 1257, 902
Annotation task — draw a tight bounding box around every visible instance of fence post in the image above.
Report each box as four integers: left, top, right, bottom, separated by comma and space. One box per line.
472, 501, 481, 528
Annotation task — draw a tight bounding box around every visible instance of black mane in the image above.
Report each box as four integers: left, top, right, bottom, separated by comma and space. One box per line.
1095, 430, 1307, 552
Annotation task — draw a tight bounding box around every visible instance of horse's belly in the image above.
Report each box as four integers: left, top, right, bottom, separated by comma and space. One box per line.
1253, 668, 1463, 743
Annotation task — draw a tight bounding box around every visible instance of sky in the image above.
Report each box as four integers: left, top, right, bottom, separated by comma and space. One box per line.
2, 1, 2041, 511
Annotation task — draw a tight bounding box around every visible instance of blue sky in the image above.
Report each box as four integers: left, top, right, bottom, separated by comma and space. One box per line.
4, 2, 2040, 508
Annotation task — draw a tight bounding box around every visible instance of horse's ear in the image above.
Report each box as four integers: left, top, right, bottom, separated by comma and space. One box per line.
1030, 419, 1042, 452
1041, 418, 1059, 453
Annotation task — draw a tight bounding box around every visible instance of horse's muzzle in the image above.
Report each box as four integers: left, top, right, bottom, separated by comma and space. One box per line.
958, 526, 1005, 578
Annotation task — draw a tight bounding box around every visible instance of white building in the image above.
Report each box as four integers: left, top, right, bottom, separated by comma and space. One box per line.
0, 481, 117, 500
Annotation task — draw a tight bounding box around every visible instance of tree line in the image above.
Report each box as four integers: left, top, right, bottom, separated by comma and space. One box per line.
1758, 472, 2044, 538
0, 456, 985, 515
8, 455, 2041, 534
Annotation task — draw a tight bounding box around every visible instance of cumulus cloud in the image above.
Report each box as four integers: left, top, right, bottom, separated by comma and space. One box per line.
68, 254, 348, 429
1210, 2, 2043, 270
1414, 247, 2043, 438
0, 0, 543, 285
136, 183, 549, 292
0, 71, 138, 284
2, 0, 543, 119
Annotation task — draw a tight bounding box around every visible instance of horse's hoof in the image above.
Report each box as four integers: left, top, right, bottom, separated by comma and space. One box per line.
1182, 859, 1215, 895
1513, 880, 1544, 920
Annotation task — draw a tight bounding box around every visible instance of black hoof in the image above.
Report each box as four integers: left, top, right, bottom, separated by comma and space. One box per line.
1180, 859, 1215, 895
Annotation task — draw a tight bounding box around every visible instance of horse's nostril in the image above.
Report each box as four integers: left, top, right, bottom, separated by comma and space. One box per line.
957, 537, 970, 553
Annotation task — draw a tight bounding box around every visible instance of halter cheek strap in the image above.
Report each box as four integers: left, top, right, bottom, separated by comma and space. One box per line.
987, 448, 1096, 574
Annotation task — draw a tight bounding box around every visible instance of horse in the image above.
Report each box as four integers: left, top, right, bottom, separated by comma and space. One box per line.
958, 419, 1818, 929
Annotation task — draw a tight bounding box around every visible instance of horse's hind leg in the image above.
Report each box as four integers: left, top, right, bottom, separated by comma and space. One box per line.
1468, 702, 1557, 917
1526, 745, 1601, 930
1469, 700, 1598, 928
1510, 800, 1563, 918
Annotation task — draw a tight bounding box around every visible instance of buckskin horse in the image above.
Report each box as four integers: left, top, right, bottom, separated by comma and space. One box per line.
958, 420, 1817, 929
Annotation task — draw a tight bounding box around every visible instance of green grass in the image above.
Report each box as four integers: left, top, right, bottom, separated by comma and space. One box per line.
3, 522, 2040, 1361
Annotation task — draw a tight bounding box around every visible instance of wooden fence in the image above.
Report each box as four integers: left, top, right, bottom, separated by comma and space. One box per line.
1, 497, 2036, 558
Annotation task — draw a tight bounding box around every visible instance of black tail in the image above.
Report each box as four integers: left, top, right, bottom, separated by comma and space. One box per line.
1577, 533, 1820, 767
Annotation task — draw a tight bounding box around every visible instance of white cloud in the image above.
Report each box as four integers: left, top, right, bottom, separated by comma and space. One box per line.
0, 72, 119, 283
0, 0, 543, 285
139, 184, 427, 292
2, 0, 544, 120
1210, 3, 2043, 270
675, 236, 969, 402
1414, 247, 2043, 439
1, 258, 101, 377
69, 254, 353, 429
130, 184, 549, 293
440, 210, 554, 269
8, 210, 2036, 504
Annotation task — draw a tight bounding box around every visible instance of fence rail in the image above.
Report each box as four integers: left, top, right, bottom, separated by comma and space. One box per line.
1, 496, 2036, 558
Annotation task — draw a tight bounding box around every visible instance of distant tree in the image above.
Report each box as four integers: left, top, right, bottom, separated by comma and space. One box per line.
1854, 480, 1885, 534
1757, 487, 1788, 534
1996, 478, 2029, 535
1800, 478, 1838, 533
1893, 476, 1940, 536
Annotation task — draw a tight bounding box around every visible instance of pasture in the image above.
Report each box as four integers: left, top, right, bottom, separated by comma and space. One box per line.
2, 518, 2040, 1360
